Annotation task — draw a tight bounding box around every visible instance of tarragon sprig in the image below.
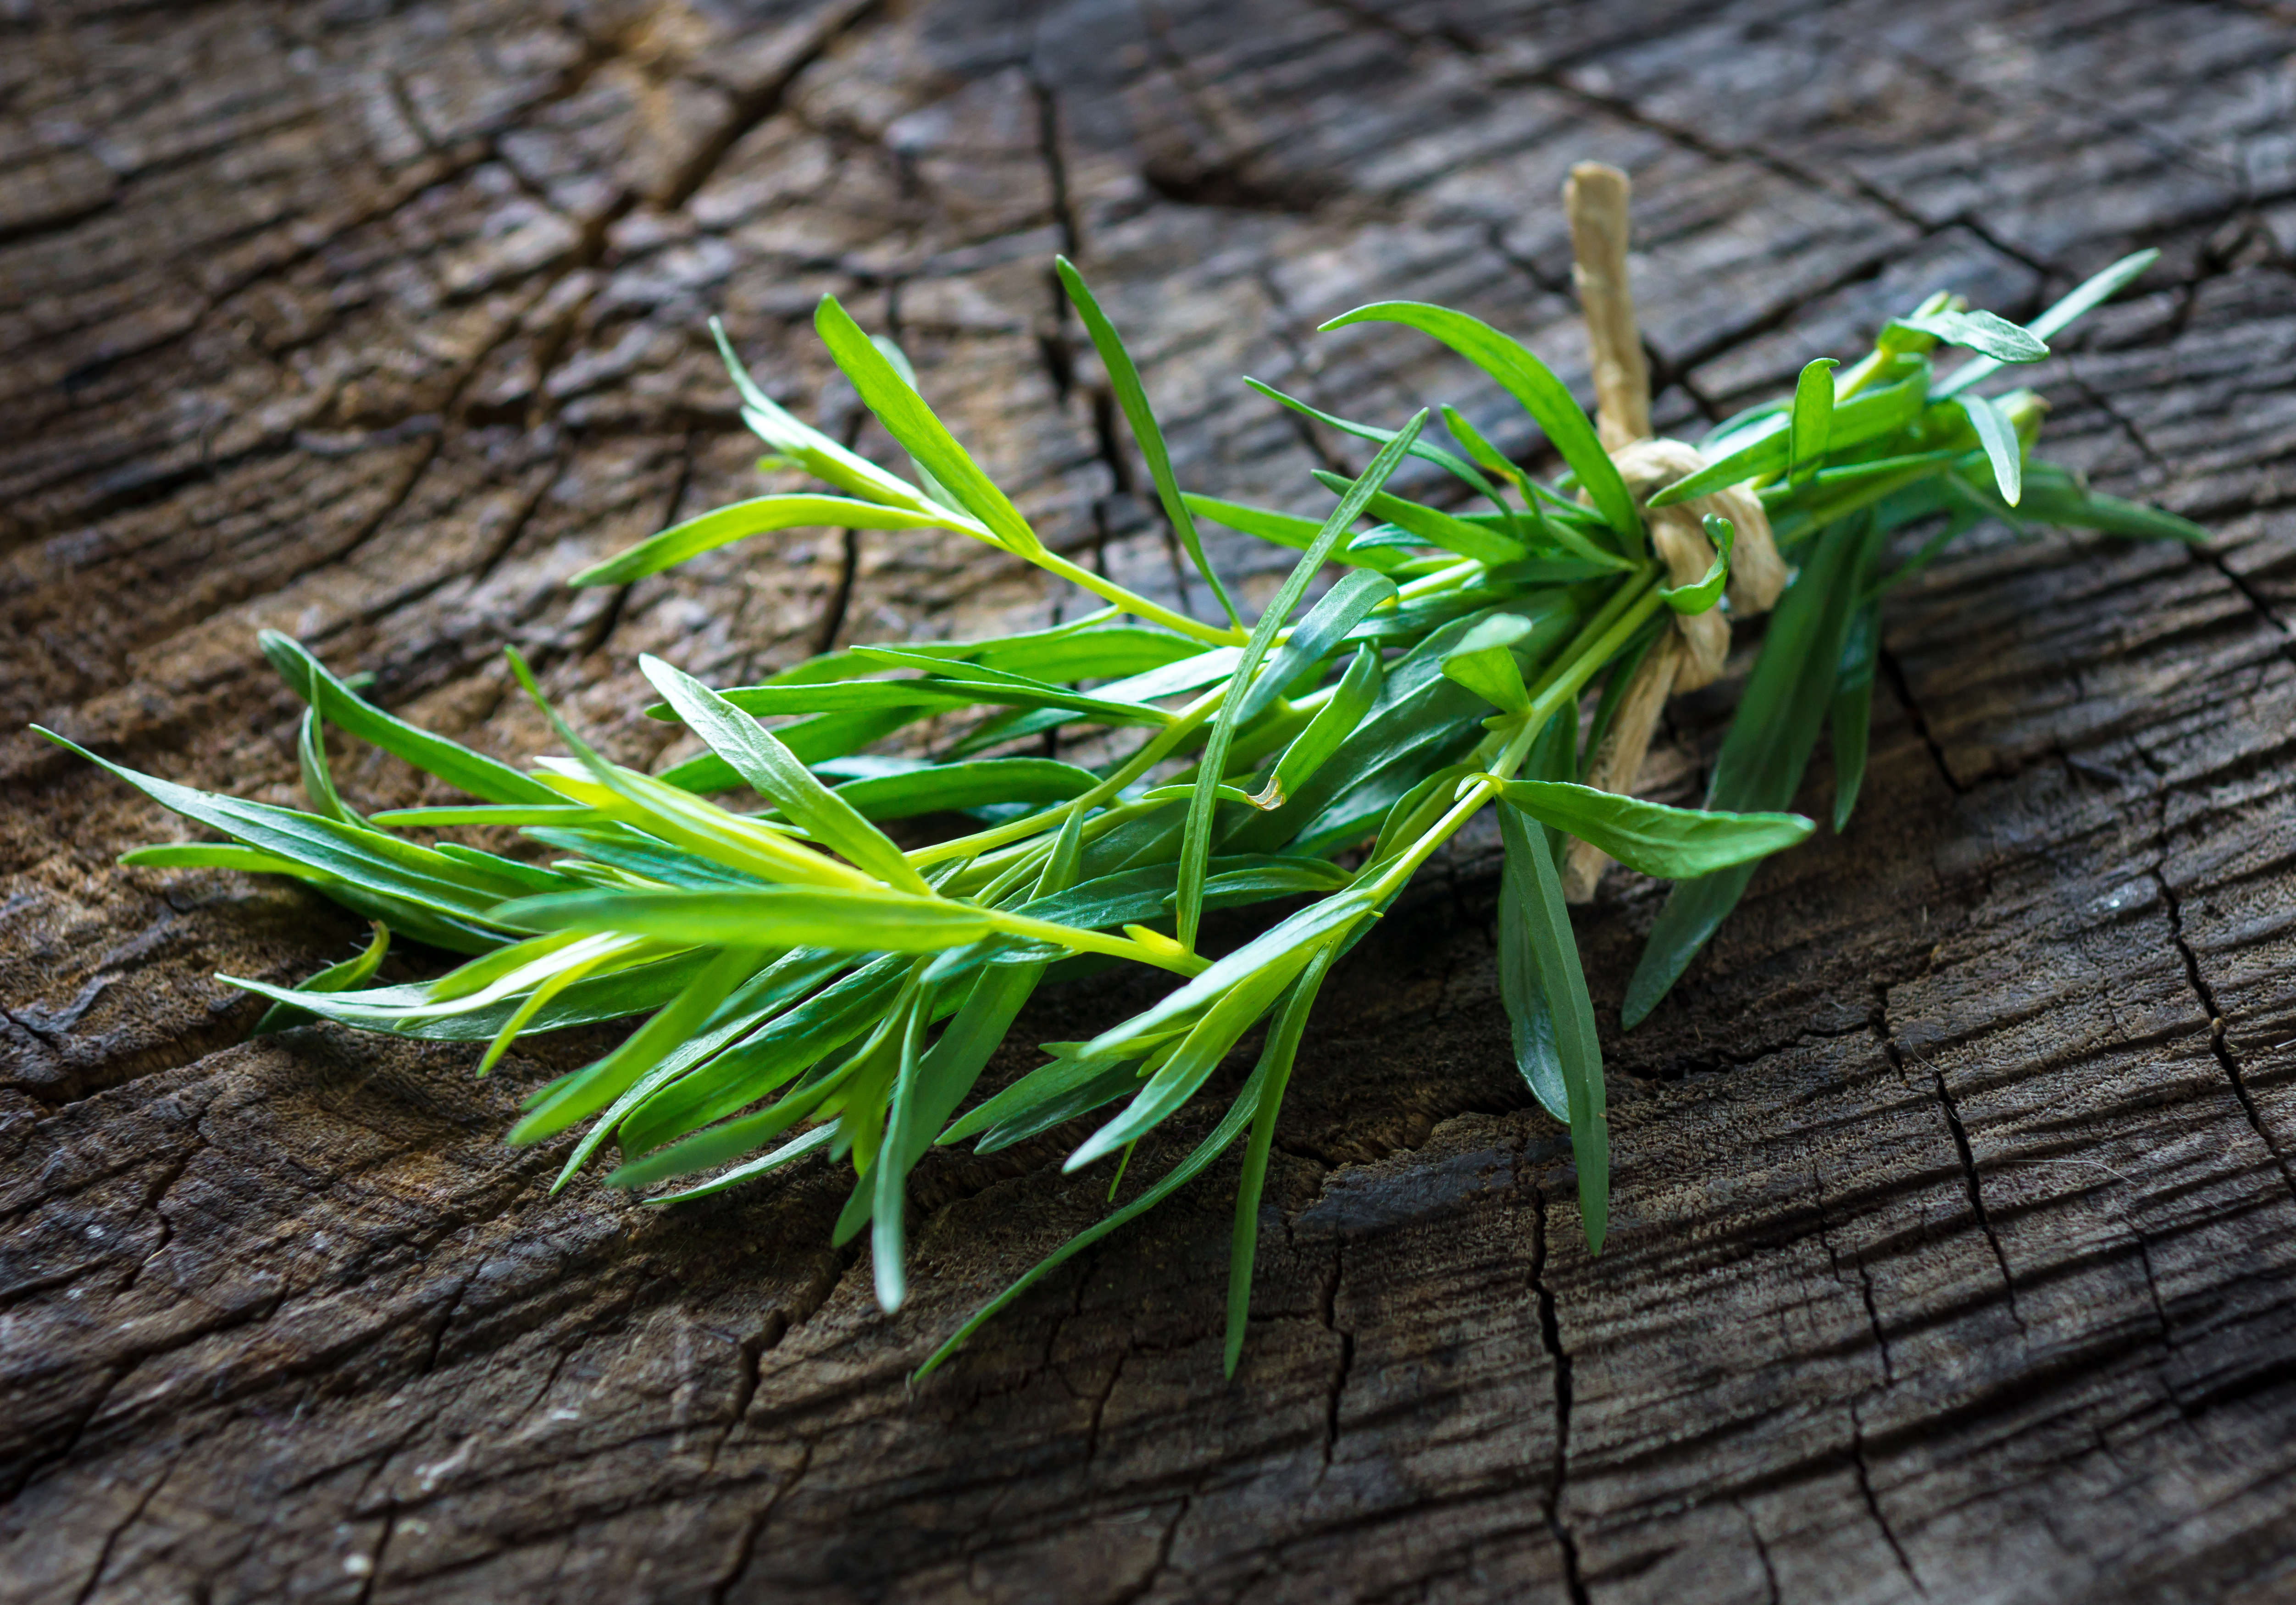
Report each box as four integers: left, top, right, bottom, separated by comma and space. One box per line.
50, 171, 2203, 1378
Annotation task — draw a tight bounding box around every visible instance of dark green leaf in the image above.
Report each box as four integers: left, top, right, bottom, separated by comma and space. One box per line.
1175, 412, 1426, 951
1624, 514, 1880, 1026
1318, 302, 1639, 543
1493, 779, 1814, 879
1936, 249, 2158, 399
1646, 372, 1930, 509
1658, 515, 1734, 615
253, 921, 390, 1035
1831, 601, 1880, 831
261, 632, 561, 805
1180, 493, 1413, 574
1058, 257, 1239, 624
1262, 643, 1382, 807
1224, 948, 1334, 1376
1496, 802, 1606, 1252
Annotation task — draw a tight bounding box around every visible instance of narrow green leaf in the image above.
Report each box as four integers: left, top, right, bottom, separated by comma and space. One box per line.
1261, 643, 1383, 807
1057, 257, 1239, 624
1624, 513, 1880, 1026
571, 495, 948, 587
1181, 493, 1413, 575
1496, 803, 1606, 1251
640, 654, 928, 893
253, 921, 390, 1035
1787, 359, 1838, 487
917, 1048, 1276, 1381
1235, 569, 1397, 725
815, 296, 1043, 557
1175, 413, 1427, 951
260, 632, 561, 805
1318, 302, 1638, 543
618, 954, 907, 1155
511, 944, 765, 1146
2018, 479, 2207, 543
1831, 602, 1880, 831
814, 758, 1098, 821
497, 886, 989, 953
296, 707, 364, 826
1497, 714, 1572, 1121
1645, 372, 1930, 509
1958, 393, 2023, 506
1492, 779, 1814, 879
1305, 471, 1527, 565
711, 319, 943, 514
863, 817, 1084, 1306
1241, 378, 1512, 512
1225, 946, 1333, 1376
1936, 249, 2159, 398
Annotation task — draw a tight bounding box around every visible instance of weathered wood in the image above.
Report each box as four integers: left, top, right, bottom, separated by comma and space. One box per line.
5, 1, 2296, 1601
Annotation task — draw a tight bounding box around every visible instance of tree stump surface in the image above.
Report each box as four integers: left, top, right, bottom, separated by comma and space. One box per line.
5, 1, 2296, 1600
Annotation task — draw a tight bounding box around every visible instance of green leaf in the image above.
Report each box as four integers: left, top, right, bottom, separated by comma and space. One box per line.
618, 954, 908, 1155
525, 944, 775, 1165
1831, 601, 1880, 831
1174, 412, 1427, 952
710, 318, 943, 514
1084, 888, 1377, 1061
1496, 802, 1607, 1253
815, 296, 1043, 557
1624, 513, 1881, 1026
252, 921, 390, 1035
1306, 471, 1527, 565
1497, 715, 1571, 1121
570, 495, 949, 587
221, 949, 713, 1041
659, 707, 925, 790
706, 673, 1164, 728
1958, 393, 2023, 506
1235, 568, 1397, 725
260, 632, 561, 805
1224, 947, 1333, 1375
43, 731, 539, 932
1788, 359, 1838, 487
1645, 372, 1930, 509
816, 758, 1098, 821
1492, 779, 1814, 879
1318, 302, 1639, 544
496, 886, 990, 953
1658, 515, 1734, 615
1009, 854, 1349, 933
639, 653, 929, 893
1259, 644, 1382, 808
863, 817, 1084, 1307
1889, 308, 2048, 364
1180, 493, 1413, 575
1936, 249, 2159, 399
1439, 614, 1534, 713
296, 707, 364, 827
919, 1059, 1266, 1380
1241, 379, 1513, 513
2017, 478, 2207, 543
1057, 257, 1239, 625
514, 945, 771, 1148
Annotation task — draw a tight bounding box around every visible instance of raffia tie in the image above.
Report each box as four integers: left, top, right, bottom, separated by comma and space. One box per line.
1558, 164, 1789, 902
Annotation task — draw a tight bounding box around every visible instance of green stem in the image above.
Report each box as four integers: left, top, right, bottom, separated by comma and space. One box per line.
1032, 548, 1248, 647
982, 908, 1209, 975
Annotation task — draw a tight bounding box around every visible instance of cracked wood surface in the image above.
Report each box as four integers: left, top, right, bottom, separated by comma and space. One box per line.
5, 0, 2296, 1600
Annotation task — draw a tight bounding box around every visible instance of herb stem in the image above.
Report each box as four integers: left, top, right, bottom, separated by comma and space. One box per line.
1030, 548, 1249, 647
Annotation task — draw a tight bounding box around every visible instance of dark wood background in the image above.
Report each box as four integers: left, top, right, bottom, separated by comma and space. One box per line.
6, 1, 2296, 1599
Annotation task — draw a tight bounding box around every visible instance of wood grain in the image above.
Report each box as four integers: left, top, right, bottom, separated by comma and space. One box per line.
4, 1, 2295, 1600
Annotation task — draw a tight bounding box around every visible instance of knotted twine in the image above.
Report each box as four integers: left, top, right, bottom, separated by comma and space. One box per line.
1558, 164, 1788, 901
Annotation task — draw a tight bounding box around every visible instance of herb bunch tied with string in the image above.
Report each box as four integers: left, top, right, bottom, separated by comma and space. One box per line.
46, 164, 2205, 1377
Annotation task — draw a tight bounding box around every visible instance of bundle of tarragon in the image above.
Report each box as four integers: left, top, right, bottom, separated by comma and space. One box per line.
44, 165, 2203, 1375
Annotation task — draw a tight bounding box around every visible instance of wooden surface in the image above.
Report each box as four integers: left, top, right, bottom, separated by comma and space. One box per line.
6, 1, 2296, 1600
